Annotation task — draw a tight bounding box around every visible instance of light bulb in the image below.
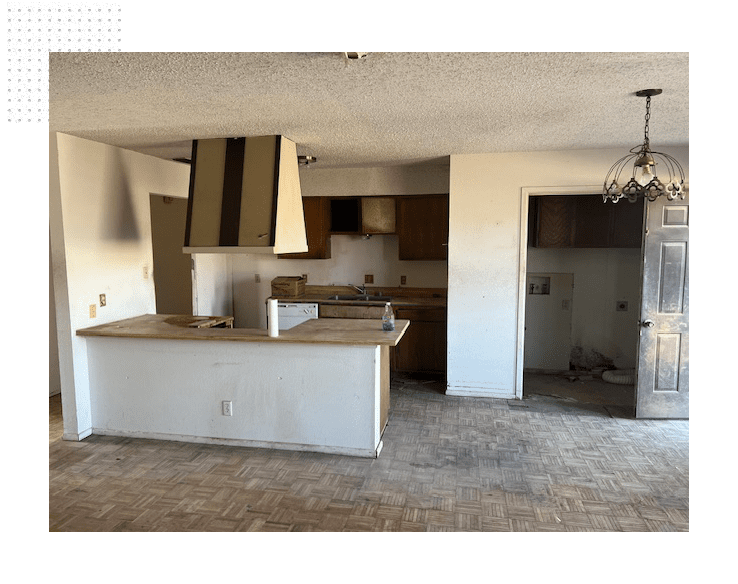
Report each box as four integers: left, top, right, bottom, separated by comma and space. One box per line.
638, 164, 655, 186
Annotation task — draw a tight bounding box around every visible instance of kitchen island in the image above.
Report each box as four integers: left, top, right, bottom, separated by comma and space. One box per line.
76, 314, 409, 457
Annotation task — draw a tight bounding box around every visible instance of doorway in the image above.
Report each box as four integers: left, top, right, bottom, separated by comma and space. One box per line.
518, 188, 644, 413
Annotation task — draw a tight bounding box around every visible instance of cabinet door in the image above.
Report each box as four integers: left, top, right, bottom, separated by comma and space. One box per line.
572, 195, 611, 248
533, 195, 576, 248
573, 194, 644, 248
610, 197, 644, 248
391, 308, 447, 373
397, 195, 449, 260
361, 197, 396, 234
278, 197, 331, 259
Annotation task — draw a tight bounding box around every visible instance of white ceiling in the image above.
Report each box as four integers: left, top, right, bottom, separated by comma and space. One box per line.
49, 52, 689, 168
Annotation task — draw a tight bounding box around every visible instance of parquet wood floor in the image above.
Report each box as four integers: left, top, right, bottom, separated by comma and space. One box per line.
49, 374, 688, 532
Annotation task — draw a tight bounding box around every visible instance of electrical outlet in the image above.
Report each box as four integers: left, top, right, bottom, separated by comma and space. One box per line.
400, 276, 407, 286
99, 294, 106, 307
302, 274, 308, 282
365, 274, 374, 284
255, 274, 261, 283
89, 304, 96, 318
222, 400, 233, 416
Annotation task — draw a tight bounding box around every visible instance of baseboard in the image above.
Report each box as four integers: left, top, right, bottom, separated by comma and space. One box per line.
92, 428, 381, 458
62, 427, 92, 441
445, 385, 515, 399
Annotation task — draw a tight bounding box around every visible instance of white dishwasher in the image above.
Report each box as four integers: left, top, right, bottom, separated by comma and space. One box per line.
271, 302, 319, 330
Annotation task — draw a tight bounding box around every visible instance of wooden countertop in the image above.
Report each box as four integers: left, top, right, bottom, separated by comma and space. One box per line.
271, 295, 447, 308
271, 285, 447, 309
76, 314, 409, 346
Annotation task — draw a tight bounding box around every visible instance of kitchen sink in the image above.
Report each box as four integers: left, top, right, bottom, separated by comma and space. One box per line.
328, 294, 393, 302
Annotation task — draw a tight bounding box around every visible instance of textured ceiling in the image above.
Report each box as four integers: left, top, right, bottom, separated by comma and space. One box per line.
49, 52, 689, 168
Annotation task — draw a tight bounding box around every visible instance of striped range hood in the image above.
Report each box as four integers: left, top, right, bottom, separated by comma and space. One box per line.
183, 135, 308, 255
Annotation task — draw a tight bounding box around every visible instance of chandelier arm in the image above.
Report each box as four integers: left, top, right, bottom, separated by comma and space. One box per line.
653, 152, 686, 183
660, 154, 678, 182
604, 154, 638, 186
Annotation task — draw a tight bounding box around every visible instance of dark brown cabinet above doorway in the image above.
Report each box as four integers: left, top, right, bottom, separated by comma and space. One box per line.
529, 194, 644, 249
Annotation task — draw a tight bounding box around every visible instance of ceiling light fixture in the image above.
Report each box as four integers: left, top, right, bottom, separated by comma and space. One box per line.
603, 89, 686, 204
344, 52, 368, 60
298, 155, 317, 166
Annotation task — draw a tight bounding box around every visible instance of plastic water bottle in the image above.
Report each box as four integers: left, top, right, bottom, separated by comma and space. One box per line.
382, 302, 395, 331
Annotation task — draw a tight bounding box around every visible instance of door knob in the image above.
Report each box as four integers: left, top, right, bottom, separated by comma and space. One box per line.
641, 319, 655, 328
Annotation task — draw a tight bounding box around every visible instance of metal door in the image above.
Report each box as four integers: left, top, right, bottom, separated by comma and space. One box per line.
636, 193, 689, 418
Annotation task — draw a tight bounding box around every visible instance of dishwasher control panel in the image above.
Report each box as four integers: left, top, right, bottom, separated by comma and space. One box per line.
278, 303, 318, 316
272, 302, 319, 330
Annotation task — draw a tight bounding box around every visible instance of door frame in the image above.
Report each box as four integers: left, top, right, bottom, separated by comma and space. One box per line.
515, 185, 605, 398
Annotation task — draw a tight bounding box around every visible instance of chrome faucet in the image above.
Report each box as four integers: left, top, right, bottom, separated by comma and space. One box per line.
350, 284, 366, 294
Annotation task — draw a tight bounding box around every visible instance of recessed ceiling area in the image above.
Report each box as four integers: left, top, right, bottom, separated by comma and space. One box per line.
49, 52, 689, 168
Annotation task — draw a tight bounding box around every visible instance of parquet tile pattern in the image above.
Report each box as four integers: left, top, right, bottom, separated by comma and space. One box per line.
49, 376, 688, 531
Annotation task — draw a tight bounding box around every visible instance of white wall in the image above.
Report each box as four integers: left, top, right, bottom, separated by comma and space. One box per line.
523, 272, 574, 371
527, 247, 642, 370
49, 133, 191, 439
87, 336, 383, 456
447, 146, 688, 398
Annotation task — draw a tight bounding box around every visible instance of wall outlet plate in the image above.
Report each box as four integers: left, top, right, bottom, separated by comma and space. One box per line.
99, 294, 106, 307
222, 400, 233, 416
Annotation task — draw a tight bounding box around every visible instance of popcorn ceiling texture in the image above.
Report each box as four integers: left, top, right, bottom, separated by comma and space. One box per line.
49, 52, 689, 168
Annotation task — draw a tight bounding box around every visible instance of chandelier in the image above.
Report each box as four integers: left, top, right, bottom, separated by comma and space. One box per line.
603, 89, 686, 204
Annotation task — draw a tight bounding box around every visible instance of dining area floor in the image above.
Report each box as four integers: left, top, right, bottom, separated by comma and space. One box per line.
49, 373, 688, 531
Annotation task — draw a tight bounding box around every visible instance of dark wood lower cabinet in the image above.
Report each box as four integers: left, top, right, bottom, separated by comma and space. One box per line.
391, 308, 447, 375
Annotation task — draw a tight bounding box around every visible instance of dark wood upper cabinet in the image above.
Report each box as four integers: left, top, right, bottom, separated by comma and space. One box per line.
609, 196, 646, 248
397, 194, 449, 260
327, 196, 396, 235
278, 197, 331, 259
531, 194, 644, 249
280, 194, 449, 261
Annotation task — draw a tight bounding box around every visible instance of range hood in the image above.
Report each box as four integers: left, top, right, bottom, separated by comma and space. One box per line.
183, 135, 308, 255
